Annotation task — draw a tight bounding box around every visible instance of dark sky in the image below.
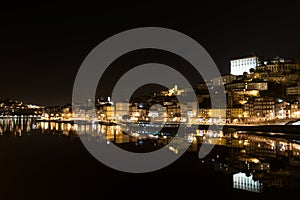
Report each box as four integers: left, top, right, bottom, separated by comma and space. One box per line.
1, 1, 300, 106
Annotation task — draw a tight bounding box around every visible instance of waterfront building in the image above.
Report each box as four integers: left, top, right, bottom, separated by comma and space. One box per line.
243, 97, 275, 121
115, 102, 130, 121
129, 103, 147, 122
290, 102, 299, 118
226, 108, 244, 123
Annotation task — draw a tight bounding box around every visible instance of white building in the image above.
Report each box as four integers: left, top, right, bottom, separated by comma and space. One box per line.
233, 172, 262, 193
230, 56, 260, 75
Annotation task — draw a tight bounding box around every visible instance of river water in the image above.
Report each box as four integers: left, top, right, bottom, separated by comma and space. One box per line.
1, 117, 300, 199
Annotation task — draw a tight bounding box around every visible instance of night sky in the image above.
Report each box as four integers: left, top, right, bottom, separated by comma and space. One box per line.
1, 2, 300, 106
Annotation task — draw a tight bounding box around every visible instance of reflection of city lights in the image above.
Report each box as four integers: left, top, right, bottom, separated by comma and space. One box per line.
44, 122, 48, 130
271, 142, 275, 150
280, 144, 286, 151
187, 135, 197, 143
74, 124, 78, 131
67, 124, 71, 131
50, 122, 55, 130
233, 172, 262, 193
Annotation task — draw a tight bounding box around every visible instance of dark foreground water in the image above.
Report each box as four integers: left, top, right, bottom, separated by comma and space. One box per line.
1, 117, 300, 200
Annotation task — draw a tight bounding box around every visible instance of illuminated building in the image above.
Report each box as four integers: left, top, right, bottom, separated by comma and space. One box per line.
226, 108, 244, 123
226, 82, 268, 91
258, 57, 300, 73
286, 86, 300, 95
210, 108, 226, 123
115, 102, 130, 121
226, 82, 267, 109
212, 74, 236, 86
103, 103, 115, 121
148, 104, 166, 121
197, 109, 226, 123
165, 102, 180, 120
161, 84, 185, 96
290, 102, 299, 118
129, 103, 147, 122
181, 102, 198, 118
243, 97, 275, 121
230, 56, 260, 75
198, 108, 210, 119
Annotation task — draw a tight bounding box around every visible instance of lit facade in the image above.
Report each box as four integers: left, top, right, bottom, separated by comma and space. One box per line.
103, 104, 115, 121
243, 97, 275, 120
230, 56, 260, 75
115, 102, 130, 121
258, 57, 300, 73
286, 86, 300, 95
226, 82, 268, 91
212, 74, 236, 86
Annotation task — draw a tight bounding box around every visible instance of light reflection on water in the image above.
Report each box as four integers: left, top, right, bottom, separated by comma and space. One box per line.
1, 117, 300, 194
0, 117, 132, 143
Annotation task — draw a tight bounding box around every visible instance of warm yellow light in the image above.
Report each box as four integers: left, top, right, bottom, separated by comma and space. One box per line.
249, 90, 259, 96
293, 144, 300, 150
239, 100, 247, 104
168, 146, 179, 154
250, 158, 260, 164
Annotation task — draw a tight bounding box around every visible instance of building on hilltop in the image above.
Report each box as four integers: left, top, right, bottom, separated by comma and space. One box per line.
230, 55, 261, 76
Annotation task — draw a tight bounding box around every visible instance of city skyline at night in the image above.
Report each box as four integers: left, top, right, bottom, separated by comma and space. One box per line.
2, 2, 300, 199
1, 2, 300, 105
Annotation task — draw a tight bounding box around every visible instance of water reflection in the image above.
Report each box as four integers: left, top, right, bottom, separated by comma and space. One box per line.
1, 117, 300, 193
0, 116, 33, 137
198, 130, 300, 193
0, 117, 131, 143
